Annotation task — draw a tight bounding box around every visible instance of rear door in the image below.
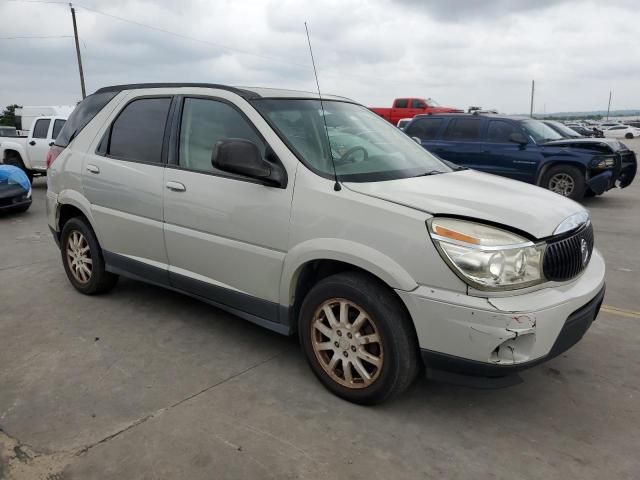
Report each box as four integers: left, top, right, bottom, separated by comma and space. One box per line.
429, 117, 485, 168
27, 118, 52, 170
404, 117, 445, 151
82, 95, 172, 279
390, 99, 409, 125
481, 119, 540, 182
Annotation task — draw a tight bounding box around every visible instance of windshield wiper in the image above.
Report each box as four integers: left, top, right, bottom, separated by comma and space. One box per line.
413, 170, 445, 177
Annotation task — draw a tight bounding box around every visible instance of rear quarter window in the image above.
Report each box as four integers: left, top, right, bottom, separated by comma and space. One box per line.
55, 91, 118, 147
394, 99, 409, 108
405, 118, 443, 140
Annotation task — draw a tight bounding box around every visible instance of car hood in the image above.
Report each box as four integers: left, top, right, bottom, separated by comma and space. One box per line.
343, 170, 585, 239
543, 137, 628, 152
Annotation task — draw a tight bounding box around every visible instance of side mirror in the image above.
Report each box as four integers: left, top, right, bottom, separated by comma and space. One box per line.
212, 139, 286, 187
509, 132, 528, 145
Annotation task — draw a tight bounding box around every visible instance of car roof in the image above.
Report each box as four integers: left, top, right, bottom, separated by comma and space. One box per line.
94, 83, 354, 102
412, 113, 530, 121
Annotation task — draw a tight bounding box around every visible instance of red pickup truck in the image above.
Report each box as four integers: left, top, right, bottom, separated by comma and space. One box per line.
370, 98, 463, 126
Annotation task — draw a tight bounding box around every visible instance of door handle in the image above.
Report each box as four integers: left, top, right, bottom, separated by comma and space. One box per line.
86, 164, 100, 174
29, 140, 36, 146
166, 181, 186, 192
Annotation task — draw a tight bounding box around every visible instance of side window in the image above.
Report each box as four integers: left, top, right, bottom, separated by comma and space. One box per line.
486, 120, 518, 143
443, 118, 482, 142
178, 98, 265, 173
394, 99, 408, 108
405, 118, 443, 140
108, 97, 171, 163
410, 99, 424, 108
52, 119, 66, 140
32, 119, 51, 139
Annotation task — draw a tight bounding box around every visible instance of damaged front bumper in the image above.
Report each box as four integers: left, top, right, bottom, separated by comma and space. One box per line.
397, 248, 606, 387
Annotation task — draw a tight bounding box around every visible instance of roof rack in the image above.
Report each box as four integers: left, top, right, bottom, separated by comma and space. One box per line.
94, 83, 261, 100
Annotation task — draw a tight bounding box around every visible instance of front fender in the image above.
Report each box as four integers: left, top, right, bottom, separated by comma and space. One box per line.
279, 238, 418, 306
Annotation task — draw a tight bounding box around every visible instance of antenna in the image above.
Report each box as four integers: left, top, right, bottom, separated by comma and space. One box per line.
304, 22, 341, 191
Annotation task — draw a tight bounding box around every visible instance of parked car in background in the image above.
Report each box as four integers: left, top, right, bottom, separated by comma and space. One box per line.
370, 97, 462, 126
396, 118, 412, 130
0, 164, 32, 214
0, 115, 67, 182
543, 120, 583, 138
405, 113, 637, 199
625, 121, 640, 128
571, 125, 604, 138
603, 124, 640, 139
47, 83, 606, 404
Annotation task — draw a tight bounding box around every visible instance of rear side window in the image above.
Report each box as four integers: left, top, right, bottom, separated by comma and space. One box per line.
443, 118, 482, 141
178, 98, 265, 173
55, 91, 118, 147
486, 120, 518, 143
32, 119, 50, 139
107, 97, 171, 164
394, 99, 408, 108
405, 118, 443, 140
52, 119, 66, 139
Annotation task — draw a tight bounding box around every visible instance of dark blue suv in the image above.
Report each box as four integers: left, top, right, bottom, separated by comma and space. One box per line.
405, 114, 637, 200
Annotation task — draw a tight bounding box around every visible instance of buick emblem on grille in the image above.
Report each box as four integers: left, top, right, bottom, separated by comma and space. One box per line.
580, 238, 589, 266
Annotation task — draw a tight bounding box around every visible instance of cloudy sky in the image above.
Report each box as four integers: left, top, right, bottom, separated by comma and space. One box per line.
0, 0, 638, 113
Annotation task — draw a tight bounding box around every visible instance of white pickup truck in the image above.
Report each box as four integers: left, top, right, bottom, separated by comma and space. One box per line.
0, 116, 67, 183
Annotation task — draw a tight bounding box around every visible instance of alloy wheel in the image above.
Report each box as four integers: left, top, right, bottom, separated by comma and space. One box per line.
66, 230, 93, 284
549, 173, 575, 196
311, 298, 384, 389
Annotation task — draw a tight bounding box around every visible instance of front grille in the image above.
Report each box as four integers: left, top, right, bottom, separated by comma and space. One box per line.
543, 223, 594, 282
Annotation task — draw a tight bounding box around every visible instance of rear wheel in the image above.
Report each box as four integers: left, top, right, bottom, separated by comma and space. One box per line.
299, 272, 419, 405
4, 152, 33, 184
542, 165, 586, 200
60, 217, 118, 294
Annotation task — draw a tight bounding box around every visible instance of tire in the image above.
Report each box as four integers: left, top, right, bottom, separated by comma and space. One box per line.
60, 217, 118, 294
298, 271, 419, 405
4, 152, 33, 184
625, 133, 634, 139
541, 165, 586, 200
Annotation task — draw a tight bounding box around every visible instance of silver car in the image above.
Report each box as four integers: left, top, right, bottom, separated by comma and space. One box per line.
46, 84, 605, 404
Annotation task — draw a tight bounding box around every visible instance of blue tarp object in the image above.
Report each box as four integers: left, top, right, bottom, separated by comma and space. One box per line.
0, 165, 31, 191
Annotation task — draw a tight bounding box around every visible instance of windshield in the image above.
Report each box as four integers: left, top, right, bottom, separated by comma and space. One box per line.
521, 119, 564, 143
425, 98, 440, 107
252, 99, 451, 182
546, 121, 582, 138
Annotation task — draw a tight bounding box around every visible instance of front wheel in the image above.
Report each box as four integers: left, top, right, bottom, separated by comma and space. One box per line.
625, 133, 634, 139
299, 272, 419, 405
60, 217, 118, 294
542, 165, 586, 200
4, 152, 33, 184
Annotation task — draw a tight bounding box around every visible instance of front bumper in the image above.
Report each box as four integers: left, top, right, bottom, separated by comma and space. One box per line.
0, 185, 31, 212
397, 248, 606, 382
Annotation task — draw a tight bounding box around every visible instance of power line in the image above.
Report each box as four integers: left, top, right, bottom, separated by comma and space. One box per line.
0, 34, 73, 39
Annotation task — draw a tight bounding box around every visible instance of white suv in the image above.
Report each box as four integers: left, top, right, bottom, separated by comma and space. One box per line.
46, 84, 605, 404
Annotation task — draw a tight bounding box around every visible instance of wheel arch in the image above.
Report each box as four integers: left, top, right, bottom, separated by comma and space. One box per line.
280, 240, 418, 331
536, 160, 587, 186
55, 192, 102, 244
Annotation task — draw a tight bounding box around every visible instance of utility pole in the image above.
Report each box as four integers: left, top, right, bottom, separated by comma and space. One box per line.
70, 3, 86, 99
529, 80, 535, 118
606, 90, 612, 120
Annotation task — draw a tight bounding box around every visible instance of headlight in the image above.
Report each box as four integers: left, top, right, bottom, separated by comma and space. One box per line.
428, 218, 545, 291
590, 155, 616, 169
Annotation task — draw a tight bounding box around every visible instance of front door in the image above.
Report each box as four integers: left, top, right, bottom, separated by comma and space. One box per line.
163, 96, 293, 322
481, 119, 540, 182
82, 96, 171, 279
